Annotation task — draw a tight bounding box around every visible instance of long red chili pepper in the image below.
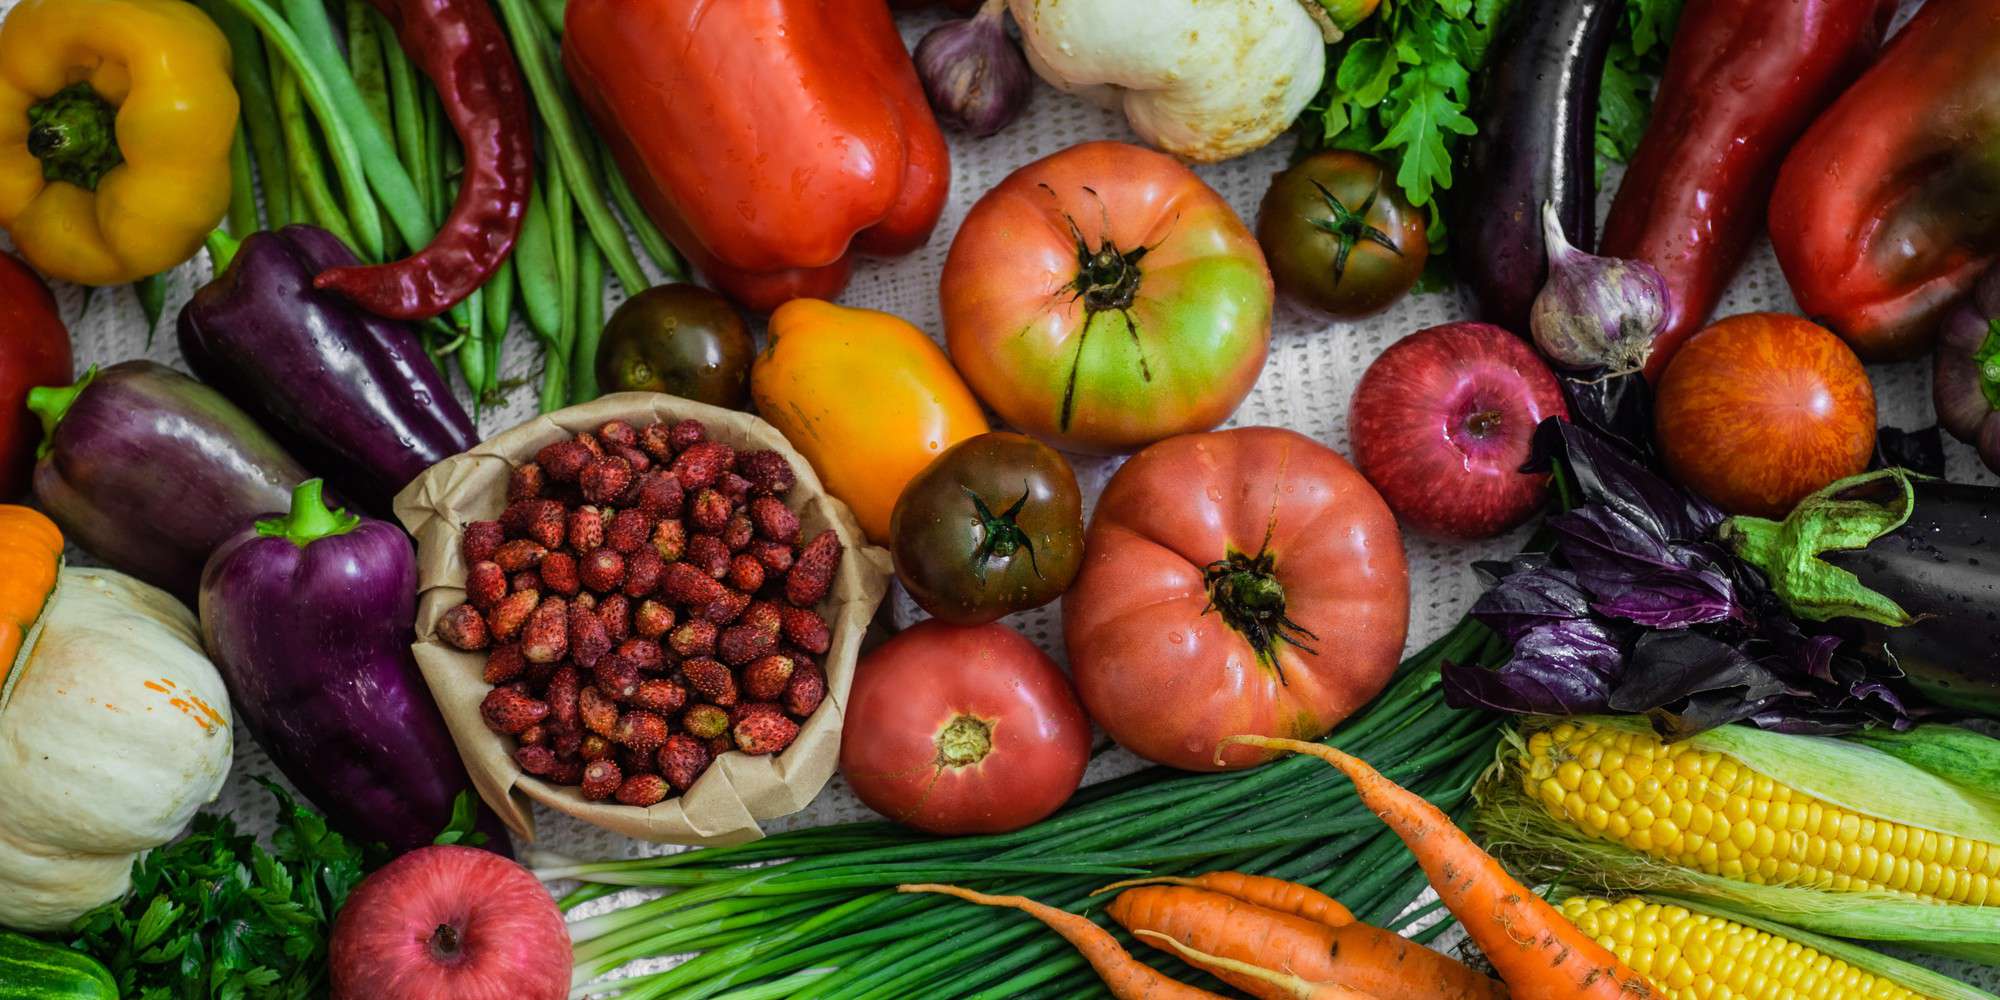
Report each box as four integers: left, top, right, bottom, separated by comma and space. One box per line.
1600, 0, 1895, 379
312, 0, 534, 321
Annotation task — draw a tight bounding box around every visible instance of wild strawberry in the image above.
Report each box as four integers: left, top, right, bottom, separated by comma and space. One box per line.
548, 758, 585, 785
616, 773, 669, 806
633, 599, 675, 639
580, 456, 634, 504
669, 418, 706, 451
546, 666, 582, 728
706, 734, 734, 757
521, 597, 569, 663
598, 419, 638, 449
514, 745, 559, 777
576, 432, 606, 459
668, 619, 718, 658
548, 724, 583, 758
462, 520, 505, 564
612, 709, 670, 755
580, 733, 613, 761
611, 637, 665, 674
697, 589, 751, 625
539, 551, 580, 596
580, 548, 626, 592
597, 593, 632, 641
746, 497, 800, 544
741, 654, 795, 701
736, 451, 796, 497
738, 600, 781, 633
524, 658, 558, 685
718, 622, 777, 666
537, 439, 593, 482
785, 532, 842, 607
466, 561, 507, 608
573, 592, 597, 610
510, 570, 542, 594
579, 685, 620, 736
437, 603, 489, 650
595, 656, 642, 702
717, 472, 753, 506
651, 519, 687, 562
686, 534, 731, 578
749, 540, 795, 575
663, 561, 729, 606
732, 703, 799, 755
516, 500, 569, 550
481, 644, 525, 684
784, 660, 826, 717
568, 505, 606, 552
569, 605, 612, 670
522, 723, 551, 746
632, 471, 684, 519
722, 513, 754, 553
488, 589, 540, 641
657, 734, 713, 791
617, 747, 656, 778
607, 508, 654, 554
480, 687, 548, 735
492, 539, 545, 573
631, 678, 687, 715
670, 440, 734, 491
639, 422, 675, 461
614, 445, 652, 475
623, 549, 665, 598
682, 658, 738, 707
580, 759, 622, 800
728, 554, 766, 593
680, 703, 729, 740
508, 462, 546, 501
689, 488, 732, 532
779, 606, 831, 654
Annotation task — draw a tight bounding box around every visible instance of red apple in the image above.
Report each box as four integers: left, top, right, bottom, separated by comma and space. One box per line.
330, 845, 571, 1000
1349, 323, 1568, 539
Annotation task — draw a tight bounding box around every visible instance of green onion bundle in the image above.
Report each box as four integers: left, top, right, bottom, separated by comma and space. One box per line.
537, 619, 1507, 999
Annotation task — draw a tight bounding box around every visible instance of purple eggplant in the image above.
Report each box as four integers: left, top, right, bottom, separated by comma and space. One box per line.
29, 361, 310, 603
177, 226, 478, 514
199, 479, 511, 855
1933, 262, 2000, 474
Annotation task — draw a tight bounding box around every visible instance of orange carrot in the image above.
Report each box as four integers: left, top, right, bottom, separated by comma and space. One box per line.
1093, 872, 1356, 927
1218, 736, 1659, 1000
897, 884, 1228, 1000
1106, 884, 1506, 1000
1134, 931, 1379, 1000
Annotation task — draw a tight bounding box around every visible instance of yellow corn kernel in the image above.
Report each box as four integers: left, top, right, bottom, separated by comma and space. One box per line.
1557, 896, 1921, 1000
1519, 721, 2000, 905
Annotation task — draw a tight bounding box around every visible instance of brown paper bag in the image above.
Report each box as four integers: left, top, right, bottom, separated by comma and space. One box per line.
394, 393, 890, 846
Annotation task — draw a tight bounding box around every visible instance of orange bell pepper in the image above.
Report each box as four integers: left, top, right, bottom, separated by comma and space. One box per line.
562, 0, 950, 312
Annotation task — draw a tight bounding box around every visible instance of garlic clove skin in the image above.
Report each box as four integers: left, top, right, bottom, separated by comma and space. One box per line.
1529, 202, 1669, 375
914, 0, 1032, 138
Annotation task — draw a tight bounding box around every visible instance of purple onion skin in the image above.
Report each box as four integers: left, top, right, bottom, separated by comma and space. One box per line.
913, 0, 1031, 138
199, 486, 511, 855
1933, 263, 2000, 474
30, 361, 310, 604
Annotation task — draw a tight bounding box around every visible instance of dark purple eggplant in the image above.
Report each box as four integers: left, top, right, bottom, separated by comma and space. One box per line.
199, 479, 511, 855
1933, 261, 2000, 474
1727, 470, 2000, 716
28, 361, 309, 603
1455, 0, 1618, 334
177, 226, 478, 515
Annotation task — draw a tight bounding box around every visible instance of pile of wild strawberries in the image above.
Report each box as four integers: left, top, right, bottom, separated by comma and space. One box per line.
435, 417, 844, 806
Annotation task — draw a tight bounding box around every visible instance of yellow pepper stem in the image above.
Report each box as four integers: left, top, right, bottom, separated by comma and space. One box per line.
24, 83, 122, 190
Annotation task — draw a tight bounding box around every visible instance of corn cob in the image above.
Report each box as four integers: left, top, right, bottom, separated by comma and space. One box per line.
1558, 895, 1921, 1000
1519, 721, 2000, 905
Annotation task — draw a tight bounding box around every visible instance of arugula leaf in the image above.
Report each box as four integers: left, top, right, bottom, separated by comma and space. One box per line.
1596, 0, 1685, 172
432, 790, 490, 848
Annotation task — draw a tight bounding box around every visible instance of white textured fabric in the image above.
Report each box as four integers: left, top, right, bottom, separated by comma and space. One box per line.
6, 1, 1994, 989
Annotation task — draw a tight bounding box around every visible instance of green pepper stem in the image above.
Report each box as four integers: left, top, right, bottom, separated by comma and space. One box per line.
24, 366, 99, 460
26, 83, 122, 190
205, 229, 244, 272
256, 479, 361, 547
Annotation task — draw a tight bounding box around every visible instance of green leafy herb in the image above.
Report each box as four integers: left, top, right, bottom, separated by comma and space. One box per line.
67, 780, 371, 1000
432, 790, 490, 848
1597, 0, 1685, 176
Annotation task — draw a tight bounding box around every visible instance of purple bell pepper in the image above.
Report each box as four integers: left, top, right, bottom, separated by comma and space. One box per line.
177, 226, 478, 514
199, 479, 510, 855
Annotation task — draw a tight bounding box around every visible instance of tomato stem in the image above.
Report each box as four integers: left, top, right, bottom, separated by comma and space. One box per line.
965, 485, 1040, 581
1201, 547, 1320, 681
936, 715, 993, 768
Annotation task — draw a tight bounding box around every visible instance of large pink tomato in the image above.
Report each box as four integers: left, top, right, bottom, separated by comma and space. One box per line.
1063, 427, 1409, 771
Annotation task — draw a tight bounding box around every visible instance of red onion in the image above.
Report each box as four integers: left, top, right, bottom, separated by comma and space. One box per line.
913, 0, 1031, 138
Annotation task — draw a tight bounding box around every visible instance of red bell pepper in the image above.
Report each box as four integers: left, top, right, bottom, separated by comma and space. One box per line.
1602, 0, 1894, 380
562, 0, 950, 312
1770, 0, 2000, 362
0, 251, 70, 499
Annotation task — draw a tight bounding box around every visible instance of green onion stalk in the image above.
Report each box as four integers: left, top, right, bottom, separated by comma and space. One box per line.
541, 620, 1505, 998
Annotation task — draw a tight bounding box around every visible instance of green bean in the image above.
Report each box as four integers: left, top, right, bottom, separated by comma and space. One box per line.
133, 272, 168, 339
225, 126, 257, 238
423, 96, 449, 221
490, 0, 648, 293
515, 182, 562, 349
378, 9, 432, 220
198, 0, 287, 227
262, 45, 302, 226
482, 255, 515, 402
459, 285, 488, 408
273, 64, 358, 250
603, 156, 686, 281
542, 150, 578, 413
570, 236, 603, 402
343, 0, 394, 254
531, 0, 563, 36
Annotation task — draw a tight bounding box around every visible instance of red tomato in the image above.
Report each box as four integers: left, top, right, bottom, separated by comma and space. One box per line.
1655, 313, 1876, 517
839, 620, 1090, 834
1062, 427, 1408, 772
0, 252, 71, 499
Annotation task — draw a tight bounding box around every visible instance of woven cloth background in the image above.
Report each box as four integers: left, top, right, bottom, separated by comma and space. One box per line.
5, 1, 1994, 990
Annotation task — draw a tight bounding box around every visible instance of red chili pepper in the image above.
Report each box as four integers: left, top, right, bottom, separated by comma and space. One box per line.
312, 0, 534, 321
1600, 0, 1895, 380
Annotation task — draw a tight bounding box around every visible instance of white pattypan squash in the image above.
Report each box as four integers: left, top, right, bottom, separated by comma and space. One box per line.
0, 568, 232, 931
1008, 0, 1328, 162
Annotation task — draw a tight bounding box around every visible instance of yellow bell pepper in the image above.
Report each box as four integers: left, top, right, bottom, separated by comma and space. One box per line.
0, 0, 238, 285
752, 299, 988, 544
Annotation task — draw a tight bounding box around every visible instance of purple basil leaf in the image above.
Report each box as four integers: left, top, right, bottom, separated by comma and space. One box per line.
1534, 418, 1723, 541
1610, 631, 1790, 738
1550, 507, 1738, 627
1442, 619, 1623, 716
1471, 565, 1593, 641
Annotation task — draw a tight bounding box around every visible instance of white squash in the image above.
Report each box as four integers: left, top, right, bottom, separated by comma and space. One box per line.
0, 568, 232, 931
1007, 0, 1328, 162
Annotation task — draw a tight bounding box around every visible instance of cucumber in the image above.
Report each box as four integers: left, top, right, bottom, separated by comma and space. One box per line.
0, 932, 116, 1000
